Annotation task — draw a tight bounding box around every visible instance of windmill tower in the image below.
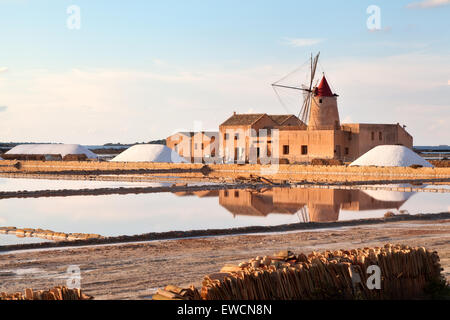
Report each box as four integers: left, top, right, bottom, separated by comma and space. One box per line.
308, 75, 340, 130
272, 52, 340, 130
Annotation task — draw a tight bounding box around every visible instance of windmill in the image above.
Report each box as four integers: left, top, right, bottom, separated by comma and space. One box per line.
271, 52, 320, 125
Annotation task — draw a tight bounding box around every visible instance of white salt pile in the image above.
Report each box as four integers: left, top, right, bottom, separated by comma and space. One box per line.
6, 144, 98, 159
111, 144, 188, 163
350, 145, 433, 168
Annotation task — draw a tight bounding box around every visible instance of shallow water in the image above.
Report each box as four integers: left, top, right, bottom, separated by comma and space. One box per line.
0, 177, 169, 192
0, 233, 52, 245
0, 180, 448, 246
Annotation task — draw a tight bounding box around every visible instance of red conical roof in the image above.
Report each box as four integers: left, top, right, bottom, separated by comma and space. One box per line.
315, 75, 333, 97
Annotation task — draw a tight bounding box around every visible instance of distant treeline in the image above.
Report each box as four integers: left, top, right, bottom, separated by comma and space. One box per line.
103, 139, 166, 146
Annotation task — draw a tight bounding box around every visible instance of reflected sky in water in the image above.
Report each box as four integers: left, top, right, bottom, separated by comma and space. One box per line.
0, 179, 448, 245
0, 177, 168, 191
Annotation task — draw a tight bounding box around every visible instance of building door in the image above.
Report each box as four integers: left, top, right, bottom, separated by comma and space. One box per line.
335, 145, 341, 159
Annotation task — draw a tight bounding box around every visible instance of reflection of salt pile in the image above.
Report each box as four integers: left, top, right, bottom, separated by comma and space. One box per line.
111, 144, 187, 163
6, 144, 97, 159
350, 145, 433, 167
362, 184, 416, 202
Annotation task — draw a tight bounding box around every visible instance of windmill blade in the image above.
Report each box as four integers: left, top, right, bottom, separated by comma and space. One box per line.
301, 52, 320, 124
310, 52, 320, 88
272, 59, 310, 86
271, 52, 320, 124
272, 85, 292, 113
271, 83, 311, 92
298, 92, 310, 121
300, 84, 310, 98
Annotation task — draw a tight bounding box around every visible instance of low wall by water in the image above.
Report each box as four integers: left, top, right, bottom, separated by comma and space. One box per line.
0, 160, 449, 182
0, 226, 103, 241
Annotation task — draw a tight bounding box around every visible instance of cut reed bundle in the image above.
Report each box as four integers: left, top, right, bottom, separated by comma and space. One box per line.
0, 286, 93, 300
161, 244, 445, 300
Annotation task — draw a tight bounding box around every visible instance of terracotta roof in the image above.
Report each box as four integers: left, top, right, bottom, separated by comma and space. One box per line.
269, 115, 294, 125
315, 76, 333, 97
220, 114, 266, 126
221, 113, 303, 127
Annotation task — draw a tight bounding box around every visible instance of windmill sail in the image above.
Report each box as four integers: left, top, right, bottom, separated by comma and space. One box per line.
272, 52, 320, 124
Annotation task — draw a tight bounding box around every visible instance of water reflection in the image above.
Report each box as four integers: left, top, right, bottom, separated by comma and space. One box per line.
0, 183, 448, 246
0, 177, 169, 192
177, 187, 415, 222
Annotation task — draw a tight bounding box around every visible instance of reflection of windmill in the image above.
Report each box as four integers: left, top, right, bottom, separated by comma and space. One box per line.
296, 206, 310, 223
271, 52, 320, 124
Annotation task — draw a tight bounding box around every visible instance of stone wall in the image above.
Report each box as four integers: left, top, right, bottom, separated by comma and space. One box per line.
0, 160, 449, 183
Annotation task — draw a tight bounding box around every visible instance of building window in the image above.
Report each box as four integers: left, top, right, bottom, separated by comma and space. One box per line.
319, 99, 322, 103
194, 143, 198, 150
371, 132, 375, 141
234, 191, 239, 198
235, 133, 239, 140
224, 133, 229, 140
345, 147, 349, 155
379, 132, 382, 141
283, 145, 289, 155
224, 190, 229, 197
301, 145, 308, 155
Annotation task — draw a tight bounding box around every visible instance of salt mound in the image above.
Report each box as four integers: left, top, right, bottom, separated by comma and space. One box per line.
350, 145, 433, 167
6, 144, 98, 159
111, 144, 187, 163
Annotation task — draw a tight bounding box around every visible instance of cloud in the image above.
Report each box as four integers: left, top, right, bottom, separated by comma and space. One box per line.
0, 66, 280, 143
0, 106, 7, 112
283, 38, 325, 47
407, 0, 450, 8
0, 53, 449, 145
0, 67, 8, 74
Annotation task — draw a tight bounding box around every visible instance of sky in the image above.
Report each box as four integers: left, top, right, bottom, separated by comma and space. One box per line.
0, 0, 449, 145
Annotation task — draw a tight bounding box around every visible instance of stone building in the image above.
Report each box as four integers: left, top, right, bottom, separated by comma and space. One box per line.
218, 187, 409, 222
166, 131, 219, 163
173, 187, 410, 222
219, 113, 304, 163
218, 76, 412, 163
167, 75, 412, 163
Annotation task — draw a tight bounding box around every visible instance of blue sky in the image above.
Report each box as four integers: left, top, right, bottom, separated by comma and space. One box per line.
0, 0, 449, 144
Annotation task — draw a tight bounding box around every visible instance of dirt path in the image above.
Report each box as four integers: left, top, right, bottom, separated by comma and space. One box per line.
1, 219, 449, 300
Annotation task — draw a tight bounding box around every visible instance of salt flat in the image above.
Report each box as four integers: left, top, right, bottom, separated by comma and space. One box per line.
1, 218, 449, 300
